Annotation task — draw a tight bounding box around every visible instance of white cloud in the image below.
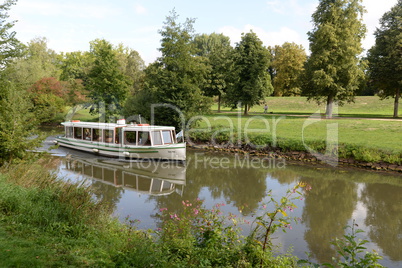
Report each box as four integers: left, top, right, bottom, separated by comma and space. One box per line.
134, 4, 147, 15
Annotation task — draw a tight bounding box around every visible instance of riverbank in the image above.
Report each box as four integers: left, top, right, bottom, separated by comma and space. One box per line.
1, 158, 388, 267
188, 142, 402, 173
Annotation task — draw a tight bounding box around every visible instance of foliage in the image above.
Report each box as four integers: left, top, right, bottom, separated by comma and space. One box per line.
126, 10, 212, 130
0, 81, 44, 165
302, 0, 366, 118
158, 199, 246, 266
194, 33, 234, 112
367, 0, 402, 118
225, 31, 273, 115
87, 39, 131, 120
271, 42, 307, 96
7, 37, 61, 88
252, 183, 308, 250
0, 0, 22, 68
114, 43, 145, 93
59, 50, 94, 82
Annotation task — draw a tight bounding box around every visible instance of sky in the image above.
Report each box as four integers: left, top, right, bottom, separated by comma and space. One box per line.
8, 0, 399, 65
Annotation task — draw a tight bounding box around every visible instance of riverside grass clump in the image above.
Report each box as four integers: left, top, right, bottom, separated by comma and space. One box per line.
0, 160, 385, 267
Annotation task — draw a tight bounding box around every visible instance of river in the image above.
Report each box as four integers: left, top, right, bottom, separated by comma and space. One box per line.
46, 139, 402, 267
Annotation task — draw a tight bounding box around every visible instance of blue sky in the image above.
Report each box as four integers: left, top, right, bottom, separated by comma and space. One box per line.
9, 0, 398, 65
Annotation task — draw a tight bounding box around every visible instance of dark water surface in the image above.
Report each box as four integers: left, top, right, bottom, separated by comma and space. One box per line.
47, 140, 402, 267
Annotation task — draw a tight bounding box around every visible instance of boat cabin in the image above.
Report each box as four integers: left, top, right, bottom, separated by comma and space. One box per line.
62, 120, 177, 147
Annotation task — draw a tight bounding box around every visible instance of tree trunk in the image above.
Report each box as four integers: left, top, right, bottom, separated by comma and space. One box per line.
218, 94, 221, 113
326, 95, 334, 119
394, 88, 400, 118
244, 103, 248, 116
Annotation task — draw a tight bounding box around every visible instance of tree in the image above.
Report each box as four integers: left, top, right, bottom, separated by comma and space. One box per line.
60, 51, 93, 82
7, 37, 61, 88
115, 44, 145, 93
194, 33, 234, 112
125, 10, 211, 130
226, 31, 273, 115
87, 39, 131, 120
367, 0, 402, 118
0, 0, 22, 68
28, 77, 66, 122
0, 80, 43, 164
302, 0, 366, 118
271, 42, 307, 96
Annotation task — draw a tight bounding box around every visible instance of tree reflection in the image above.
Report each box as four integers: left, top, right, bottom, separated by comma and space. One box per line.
302, 177, 357, 263
360, 183, 402, 261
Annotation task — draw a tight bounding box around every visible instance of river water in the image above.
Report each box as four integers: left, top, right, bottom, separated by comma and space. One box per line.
46, 140, 401, 267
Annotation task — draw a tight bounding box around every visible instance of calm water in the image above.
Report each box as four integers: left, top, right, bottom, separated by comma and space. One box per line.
46, 140, 402, 267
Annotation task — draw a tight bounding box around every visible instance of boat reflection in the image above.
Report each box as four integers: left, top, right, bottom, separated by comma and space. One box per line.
63, 155, 186, 196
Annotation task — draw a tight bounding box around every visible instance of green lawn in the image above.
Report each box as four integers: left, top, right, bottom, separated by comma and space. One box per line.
192, 113, 402, 153
212, 96, 397, 118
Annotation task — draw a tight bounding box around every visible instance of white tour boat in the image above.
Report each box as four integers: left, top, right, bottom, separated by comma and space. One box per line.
55, 119, 186, 161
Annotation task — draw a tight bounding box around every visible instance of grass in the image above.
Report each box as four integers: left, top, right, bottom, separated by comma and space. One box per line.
212, 96, 397, 118
0, 159, 302, 267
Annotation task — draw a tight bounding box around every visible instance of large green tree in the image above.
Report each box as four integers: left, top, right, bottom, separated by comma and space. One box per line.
303, 0, 366, 118
226, 31, 273, 115
87, 39, 131, 120
8, 37, 61, 88
367, 0, 402, 118
125, 10, 211, 130
193, 33, 234, 113
271, 42, 307, 96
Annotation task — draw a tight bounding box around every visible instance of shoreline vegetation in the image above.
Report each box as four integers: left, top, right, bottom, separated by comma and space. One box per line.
64, 96, 402, 173
0, 160, 385, 267
182, 97, 402, 173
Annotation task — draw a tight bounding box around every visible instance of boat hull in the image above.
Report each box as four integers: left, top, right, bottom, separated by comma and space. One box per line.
55, 137, 186, 161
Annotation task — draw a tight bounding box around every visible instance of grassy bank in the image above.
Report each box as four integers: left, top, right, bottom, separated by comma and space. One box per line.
0, 160, 297, 267
0, 159, 384, 267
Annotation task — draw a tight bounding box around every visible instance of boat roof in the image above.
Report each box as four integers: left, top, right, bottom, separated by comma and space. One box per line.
61, 121, 175, 131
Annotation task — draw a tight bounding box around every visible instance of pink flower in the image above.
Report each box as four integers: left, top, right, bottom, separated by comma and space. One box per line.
159, 208, 168, 212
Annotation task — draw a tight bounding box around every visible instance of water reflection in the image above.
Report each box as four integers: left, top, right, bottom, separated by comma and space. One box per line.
52, 147, 402, 267
360, 183, 402, 261
64, 156, 186, 196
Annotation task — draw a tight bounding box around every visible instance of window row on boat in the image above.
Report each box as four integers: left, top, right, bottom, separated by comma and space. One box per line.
65, 127, 177, 146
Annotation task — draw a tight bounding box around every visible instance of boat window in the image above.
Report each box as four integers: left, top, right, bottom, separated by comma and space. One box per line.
125, 131, 137, 145
103, 129, 114, 143
162, 130, 173, 144
92, 129, 101, 141
84, 128, 91, 141
74, 127, 83, 139
66, 127, 73, 138
152, 131, 162, 145
138, 131, 151, 146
